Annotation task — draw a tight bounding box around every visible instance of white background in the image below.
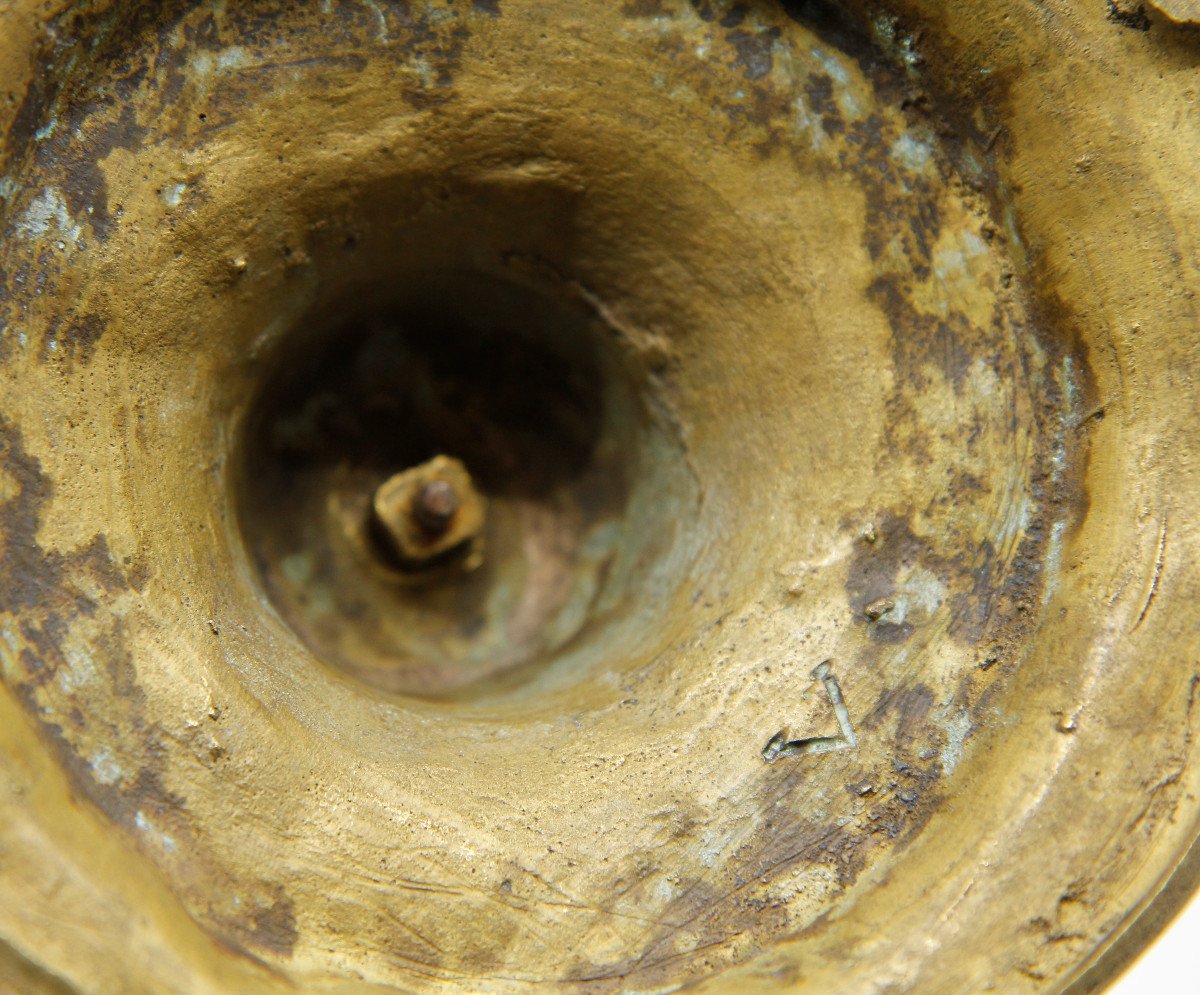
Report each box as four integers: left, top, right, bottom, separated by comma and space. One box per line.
1110, 888, 1200, 992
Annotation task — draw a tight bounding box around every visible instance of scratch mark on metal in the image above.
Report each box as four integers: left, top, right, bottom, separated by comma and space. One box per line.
763, 660, 857, 762
1133, 512, 1168, 631
362, 0, 389, 42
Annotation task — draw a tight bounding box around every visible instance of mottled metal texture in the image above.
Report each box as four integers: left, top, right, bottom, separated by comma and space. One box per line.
0, 1, 1195, 993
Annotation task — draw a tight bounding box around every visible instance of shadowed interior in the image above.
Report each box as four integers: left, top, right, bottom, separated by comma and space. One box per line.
236, 264, 694, 699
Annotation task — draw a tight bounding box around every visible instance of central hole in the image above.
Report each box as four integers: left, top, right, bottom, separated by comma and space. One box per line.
266, 295, 604, 501
235, 269, 685, 701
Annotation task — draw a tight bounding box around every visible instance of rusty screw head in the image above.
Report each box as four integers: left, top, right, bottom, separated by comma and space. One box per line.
412, 479, 460, 535
369, 456, 485, 571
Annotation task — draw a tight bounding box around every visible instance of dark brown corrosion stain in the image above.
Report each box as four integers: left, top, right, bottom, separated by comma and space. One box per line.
0, 276, 11, 368
1107, 0, 1153, 31
253, 900, 299, 957
808, 4, 1084, 668
556, 680, 955, 988
0, 416, 135, 710
689, 0, 767, 27
565, 758, 946, 990
0, 235, 57, 365
2, 65, 56, 178
247, 0, 475, 107
36, 312, 108, 366
0, 0, 182, 240
728, 23, 783, 80
812, 0, 1098, 533
666, 3, 789, 104
678, 2, 1010, 411
866, 277, 978, 392
0, 421, 142, 622
845, 494, 1056, 671
845, 512, 967, 644
5, 0, 477, 246
671, 0, 946, 284
220, 891, 299, 960
46, 103, 149, 242
804, 72, 846, 135
0, 0, 483, 357
0, 428, 170, 857
547, 10, 1013, 990
0, 419, 66, 617
0, 428, 298, 963
866, 681, 934, 748
851, 121, 941, 269
5, 617, 196, 903
0, 0, 99, 178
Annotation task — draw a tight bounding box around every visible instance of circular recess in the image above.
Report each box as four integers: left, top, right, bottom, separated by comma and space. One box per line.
236, 268, 693, 699
1, 2, 1197, 994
